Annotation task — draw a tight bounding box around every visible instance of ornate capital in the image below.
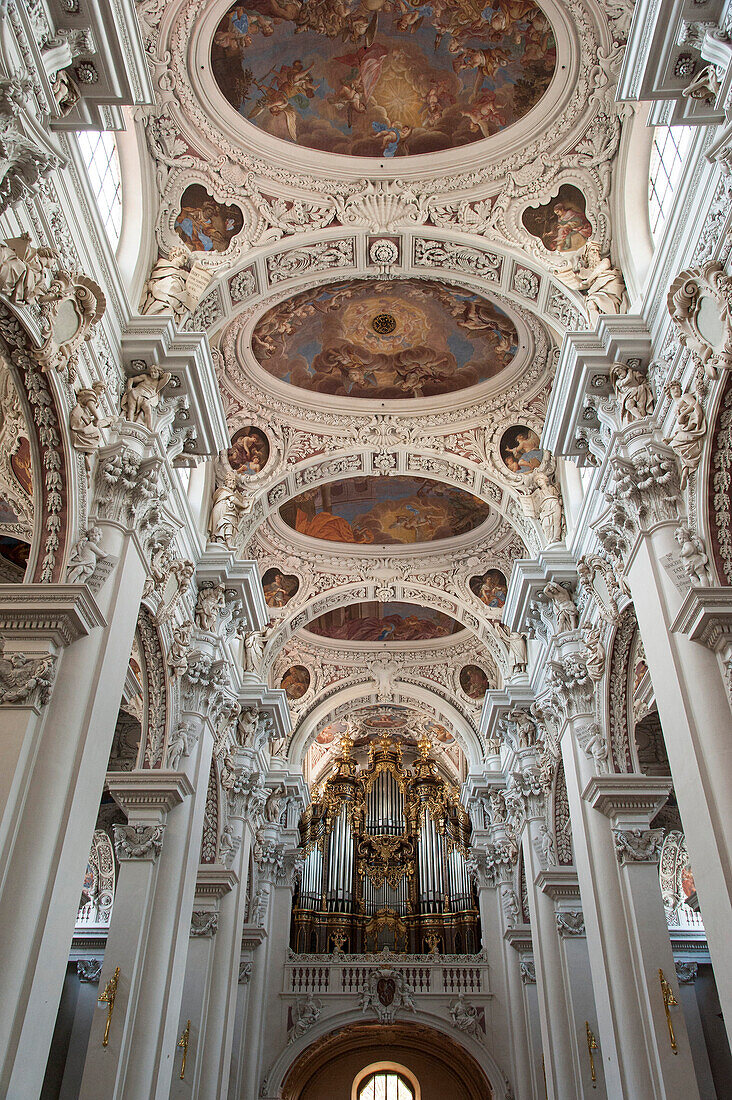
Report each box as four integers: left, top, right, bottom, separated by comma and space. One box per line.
253, 836, 285, 884
227, 768, 268, 822
613, 827, 665, 865
190, 911, 219, 937
520, 959, 536, 984
76, 958, 103, 983
604, 444, 682, 553
675, 961, 698, 985
0, 644, 57, 708
93, 441, 165, 531
113, 823, 165, 861
543, 653, 595, 723
555, 911, 585, 937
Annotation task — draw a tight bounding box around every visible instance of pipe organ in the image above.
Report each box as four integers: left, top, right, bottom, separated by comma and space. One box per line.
291, 734, 480, 954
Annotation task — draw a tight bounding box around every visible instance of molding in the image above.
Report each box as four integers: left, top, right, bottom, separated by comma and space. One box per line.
583, 774, 672, 827
503, 925, 533, 952
535, 867, 581, 901
0, 583, 105, 649
543, 314, 653, 462
195, 864, 239, 898
122, 316, 229, 459
670, 587, 732, 650
106, 770, 194, 814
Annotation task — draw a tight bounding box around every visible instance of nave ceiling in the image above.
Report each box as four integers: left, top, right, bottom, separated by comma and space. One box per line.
130, 0, 628, 762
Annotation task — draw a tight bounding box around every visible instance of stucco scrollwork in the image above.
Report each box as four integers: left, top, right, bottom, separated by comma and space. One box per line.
667, 262, 732, 378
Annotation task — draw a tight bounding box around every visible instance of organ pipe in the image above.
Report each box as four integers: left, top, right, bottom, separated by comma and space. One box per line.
291, 733, 479, 953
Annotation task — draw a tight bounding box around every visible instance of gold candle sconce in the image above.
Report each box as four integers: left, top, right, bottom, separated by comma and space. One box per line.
98, 966, 120, 1047
585, 1021, 599, 1087
178, 1019, 191, 1079
659, 969, 679, 1055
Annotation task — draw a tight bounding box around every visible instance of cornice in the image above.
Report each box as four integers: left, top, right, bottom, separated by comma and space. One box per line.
504, 926, 533, 952
106, 770, 194, 813
195, 865, 239, 898
535, 867, 581, 901
583, 775, 672, 826
0, 584, 106, 648
670, 588, 732, 650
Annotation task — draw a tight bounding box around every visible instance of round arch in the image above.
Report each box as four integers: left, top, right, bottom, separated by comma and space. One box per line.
0, 303, 78, 583
353, 1062, 421, 1100
288, 679, 485, 772
267, 1016, 502, 1100
262, 581, 508, 677
238, 446, 542, 561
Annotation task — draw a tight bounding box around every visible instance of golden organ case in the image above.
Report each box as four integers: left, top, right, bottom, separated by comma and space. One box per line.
291, 735, 480, 955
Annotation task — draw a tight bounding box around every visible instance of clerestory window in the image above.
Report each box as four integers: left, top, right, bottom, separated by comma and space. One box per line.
75, 130, 123, 249
648, 125, 692, 240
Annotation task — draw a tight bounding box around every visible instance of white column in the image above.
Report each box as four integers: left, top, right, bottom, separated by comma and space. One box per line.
474, 832, 534, 1100
540, 631, 701, 1099
537, 868, 608, 1097
78, 627, 228, 1100
173, 749, 265, 1100
239, 822, 293, 1100
604, 434, 732, 1032
510, 755, 581, 1100
169, 866, 237, 1094
586, 775, 703, 1094
0, 431, 162, 1100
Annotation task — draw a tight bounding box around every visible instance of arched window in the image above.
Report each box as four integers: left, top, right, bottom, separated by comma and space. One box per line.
358, 1072, 415, 1100
648, 125, 692, 239
75, 130, 123, 248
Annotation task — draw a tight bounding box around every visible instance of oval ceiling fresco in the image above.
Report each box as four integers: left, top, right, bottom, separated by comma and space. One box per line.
251, 278, 519, 400
280, 476, 491, 545
307, 601, 462, 642
212, 2, 556, 157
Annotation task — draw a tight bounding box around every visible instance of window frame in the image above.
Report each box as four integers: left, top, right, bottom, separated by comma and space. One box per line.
75, 129, 123, 250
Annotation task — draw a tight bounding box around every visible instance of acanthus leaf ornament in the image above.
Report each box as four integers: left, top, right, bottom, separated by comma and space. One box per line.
0, 643, 57, 708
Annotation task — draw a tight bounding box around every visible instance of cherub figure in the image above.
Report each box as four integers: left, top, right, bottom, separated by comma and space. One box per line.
66, 526, 108, 584
675, 523, 711, 586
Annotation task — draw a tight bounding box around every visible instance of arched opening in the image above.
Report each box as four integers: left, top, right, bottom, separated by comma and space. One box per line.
281, 1021, 493, 1100
354, 1064, 419, 1100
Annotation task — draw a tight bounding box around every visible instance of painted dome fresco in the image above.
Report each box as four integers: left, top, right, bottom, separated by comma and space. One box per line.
307, 601, 461, 641
280, 476, 491, 545
251, 278, 519, 399
212, 1, 556, 157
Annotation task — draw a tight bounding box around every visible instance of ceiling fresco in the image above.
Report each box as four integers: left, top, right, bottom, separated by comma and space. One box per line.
279, 476, 492, 545
212, 1, 556, 158
251, 278, 519, 400
306, 601, 462, 641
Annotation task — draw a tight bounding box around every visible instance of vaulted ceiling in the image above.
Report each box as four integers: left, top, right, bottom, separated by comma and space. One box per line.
135, 0, 631, 768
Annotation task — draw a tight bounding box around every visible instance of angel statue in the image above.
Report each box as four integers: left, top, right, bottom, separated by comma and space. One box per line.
208, 450, 249, 548
522, 454, 564, 545
242, 625, 271, 677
